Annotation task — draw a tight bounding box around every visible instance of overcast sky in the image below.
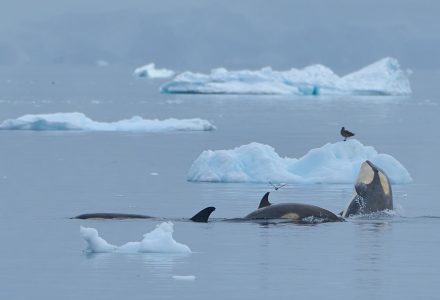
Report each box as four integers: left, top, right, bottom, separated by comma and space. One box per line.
1, 0, 438, 71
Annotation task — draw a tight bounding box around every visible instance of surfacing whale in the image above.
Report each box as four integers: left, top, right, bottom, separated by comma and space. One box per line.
72, 160, 393, 224
72, 207, 216, 223
74, 213, 152, 220
341, 160, 393, 217
230, 160, 394, 223
242, 192, 343, 222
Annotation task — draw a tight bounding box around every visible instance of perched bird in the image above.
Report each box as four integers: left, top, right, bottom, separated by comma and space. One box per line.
340, 127, 355, 141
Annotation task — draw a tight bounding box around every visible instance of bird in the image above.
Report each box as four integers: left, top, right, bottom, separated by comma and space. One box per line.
340, 127, 355, 141
269, 182, 287, 191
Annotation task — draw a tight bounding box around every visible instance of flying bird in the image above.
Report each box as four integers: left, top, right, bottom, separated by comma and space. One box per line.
269, 182, 287, 191
340, 127, 355, 141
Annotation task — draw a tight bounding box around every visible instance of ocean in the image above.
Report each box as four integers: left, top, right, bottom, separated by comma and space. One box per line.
0, 65, 438, 299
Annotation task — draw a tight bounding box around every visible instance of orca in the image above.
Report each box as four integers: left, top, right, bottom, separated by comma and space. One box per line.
72, 206, 216, 223
243, 192, 343, 222
341, 160, 393, 217
73, 213, 152, 220
231, 160, 393, 223
72, 161, 393, 224
189, 206, 216, 222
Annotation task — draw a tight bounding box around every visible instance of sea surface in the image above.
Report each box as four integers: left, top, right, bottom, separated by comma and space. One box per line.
0, 65, 439, 299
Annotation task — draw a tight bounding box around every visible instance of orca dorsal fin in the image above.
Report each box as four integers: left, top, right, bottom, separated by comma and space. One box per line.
190, 206, 216, 223
258, 192, 271, 209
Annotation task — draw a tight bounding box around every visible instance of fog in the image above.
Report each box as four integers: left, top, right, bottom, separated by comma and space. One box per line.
1, 0, 438, 71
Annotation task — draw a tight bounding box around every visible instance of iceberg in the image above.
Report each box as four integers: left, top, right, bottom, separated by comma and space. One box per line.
0, 112, 215, 132
161, 57, 411, 96
80, 222, 191, 254
187, 140, 412, 184
133, 63, 175, 79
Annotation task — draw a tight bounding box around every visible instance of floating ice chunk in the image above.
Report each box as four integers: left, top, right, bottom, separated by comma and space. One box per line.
96, 60, 109, 67
187, 140, 411, 184
80, 222, 191, 254
338, 57, 412, 95
0, 112, 215, 132
133, 63, 175, 79
80, 227, 118, 253
166, 99, 184, 105
172, 275, 196, 281
161, 57, 411, 96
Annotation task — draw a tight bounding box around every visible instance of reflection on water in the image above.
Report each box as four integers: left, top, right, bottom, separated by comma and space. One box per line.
84, 252, 190, 266
82, 252, 191, 280
352, 220, 392, 296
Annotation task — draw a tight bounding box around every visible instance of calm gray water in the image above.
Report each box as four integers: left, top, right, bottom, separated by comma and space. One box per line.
0, 66, 439, 299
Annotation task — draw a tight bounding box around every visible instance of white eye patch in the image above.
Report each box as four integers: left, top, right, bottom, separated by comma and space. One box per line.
356, 162, 374, 185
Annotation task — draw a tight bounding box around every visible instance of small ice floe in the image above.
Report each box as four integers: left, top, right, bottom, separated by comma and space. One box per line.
172, 275, 196, 281
161, 57, 411, 96
80, 222, 191, 254
0, 112, 215, 132
150, 172, 159, 176
187, 139, 411, 184
166, 99, 184, 105
418, 99, 438, 106
96, 60, 110, 67
133, 63, 175, 79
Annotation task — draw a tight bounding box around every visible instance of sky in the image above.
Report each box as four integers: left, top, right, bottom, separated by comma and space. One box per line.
1, 0, 439, 71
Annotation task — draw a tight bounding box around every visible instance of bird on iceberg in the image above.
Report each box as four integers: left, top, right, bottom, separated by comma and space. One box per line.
340, 127, 355, 141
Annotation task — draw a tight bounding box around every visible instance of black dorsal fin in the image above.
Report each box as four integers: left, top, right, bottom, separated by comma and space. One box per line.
190, 206, 216, 223
258, 192, 271, 209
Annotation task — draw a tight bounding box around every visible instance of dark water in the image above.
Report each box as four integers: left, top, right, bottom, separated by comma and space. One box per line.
0, 66, 439, 299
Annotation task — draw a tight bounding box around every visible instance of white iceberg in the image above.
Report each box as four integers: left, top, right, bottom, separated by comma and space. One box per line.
0, 112, 215, 132
187, 140, 412, 184
161, 57, 411, 96
80, 222, 191, 254
133, 63, 175, 79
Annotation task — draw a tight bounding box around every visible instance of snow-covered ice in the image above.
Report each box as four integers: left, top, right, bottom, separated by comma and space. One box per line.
161, 57, 411, 96
80, 222, 192, 254
187, 140, 412, 184
133, 63, 175, 79
0, 112, 215, 132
